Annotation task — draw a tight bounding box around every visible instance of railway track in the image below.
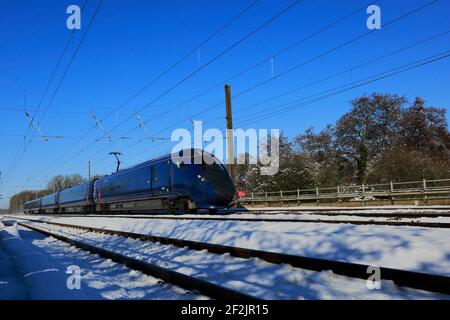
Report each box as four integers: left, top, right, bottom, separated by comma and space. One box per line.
17, 221, 256, 300
12, 213, 450, 229
14, 217, 450, 296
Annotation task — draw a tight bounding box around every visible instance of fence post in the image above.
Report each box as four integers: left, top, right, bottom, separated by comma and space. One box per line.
390, 181, 394, 205
423, 178, 427, 205
315, 187, 319, 204
362, 183, 366, 206
265, 191, 268, 207
336, 185, 340, 205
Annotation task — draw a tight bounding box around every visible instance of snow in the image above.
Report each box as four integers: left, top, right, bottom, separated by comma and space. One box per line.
11, 212, 450, 278
18, 221, 450, 300
0, 221, 205, 300
0, 233, 27, 299
3, 208, 450, 299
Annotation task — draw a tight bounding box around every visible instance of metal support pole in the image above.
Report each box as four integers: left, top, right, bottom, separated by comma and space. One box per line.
224, 84, 235, 182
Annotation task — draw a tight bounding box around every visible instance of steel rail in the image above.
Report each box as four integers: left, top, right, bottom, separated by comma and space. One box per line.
17, 221, 258, 300
13, 213, 450, 228
15, 218, 450, 296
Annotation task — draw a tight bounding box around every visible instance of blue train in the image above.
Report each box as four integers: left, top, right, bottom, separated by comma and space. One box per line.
24, 149, 235, 214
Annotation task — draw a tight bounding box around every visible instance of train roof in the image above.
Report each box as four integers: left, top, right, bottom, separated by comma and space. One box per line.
118, 148, 213, 172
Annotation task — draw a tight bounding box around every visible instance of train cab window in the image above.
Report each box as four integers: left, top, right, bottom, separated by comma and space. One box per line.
152, 162, 169, 192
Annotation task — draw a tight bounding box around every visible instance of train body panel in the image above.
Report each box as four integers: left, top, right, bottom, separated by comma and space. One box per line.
40, 193, 58, 213
25, 198, 41, 214
24, 149, 235, 214
58, 182, 93, 213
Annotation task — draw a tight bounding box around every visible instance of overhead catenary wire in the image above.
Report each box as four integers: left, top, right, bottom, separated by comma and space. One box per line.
57, 47, 450, 182
28, 0, 379, 181
27, 0, 262, 186
132, 0, 443, 142
27, 0, 443, 185
93, 0, 303, 143
109, 0, 377, 150
3, 0, 104, 185
109, 48, 450, 171
72, 25, 450, 176
30, 0, 304, 183
2, 0, 90, 184
238, 50, 450, 127
140, 0, 378, 126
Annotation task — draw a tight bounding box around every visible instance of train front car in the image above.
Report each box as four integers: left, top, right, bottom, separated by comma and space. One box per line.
93, 148, 235, 213
172, 149, 236, 210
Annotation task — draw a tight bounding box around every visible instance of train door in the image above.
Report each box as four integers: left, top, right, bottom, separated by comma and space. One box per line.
151, 161, 170, 196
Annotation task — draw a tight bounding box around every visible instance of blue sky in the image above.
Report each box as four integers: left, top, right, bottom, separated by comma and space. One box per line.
1, 0, 449, 208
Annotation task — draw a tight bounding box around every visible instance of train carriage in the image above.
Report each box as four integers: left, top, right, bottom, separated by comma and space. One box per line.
25, 198, 41, 214
40, 193, 58, 214
59, 182, 94, 213
24, 149, 235, 214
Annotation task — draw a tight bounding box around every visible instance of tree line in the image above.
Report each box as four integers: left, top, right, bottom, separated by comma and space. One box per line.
235, 93, 450, 192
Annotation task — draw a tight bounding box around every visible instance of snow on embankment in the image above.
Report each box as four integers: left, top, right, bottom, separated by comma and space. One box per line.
23, 215, 450, 277
0, 221, 88, 299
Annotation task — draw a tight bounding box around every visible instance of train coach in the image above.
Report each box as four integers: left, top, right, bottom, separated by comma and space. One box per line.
24, 149, 235, 214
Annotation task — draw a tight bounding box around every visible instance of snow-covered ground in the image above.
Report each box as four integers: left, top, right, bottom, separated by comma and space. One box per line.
16, 221, 450, 299
68, 212, 450, 224
3, 208, 450, 300
0, 221, 204, 300
9, 213, 450, 277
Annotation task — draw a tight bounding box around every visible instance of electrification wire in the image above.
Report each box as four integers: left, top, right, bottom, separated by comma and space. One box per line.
62, 45, 450, 181
31, 0, 303, 182
3, 0, 104, 186
239, 50, 450, 126
144, 0, 443, 139
30, 0, 442, 184
68, 0, 375, 168
2, 0, 90, 184
29, 0, 261, 184
141, 0, 377, 126
113, 49, 450, 169
73, 0, 375, 167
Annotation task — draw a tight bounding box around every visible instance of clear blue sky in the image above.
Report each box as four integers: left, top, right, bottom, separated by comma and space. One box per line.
1, 0, 449, 208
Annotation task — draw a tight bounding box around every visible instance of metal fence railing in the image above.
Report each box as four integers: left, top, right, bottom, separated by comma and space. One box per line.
238, 178, 450, 205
